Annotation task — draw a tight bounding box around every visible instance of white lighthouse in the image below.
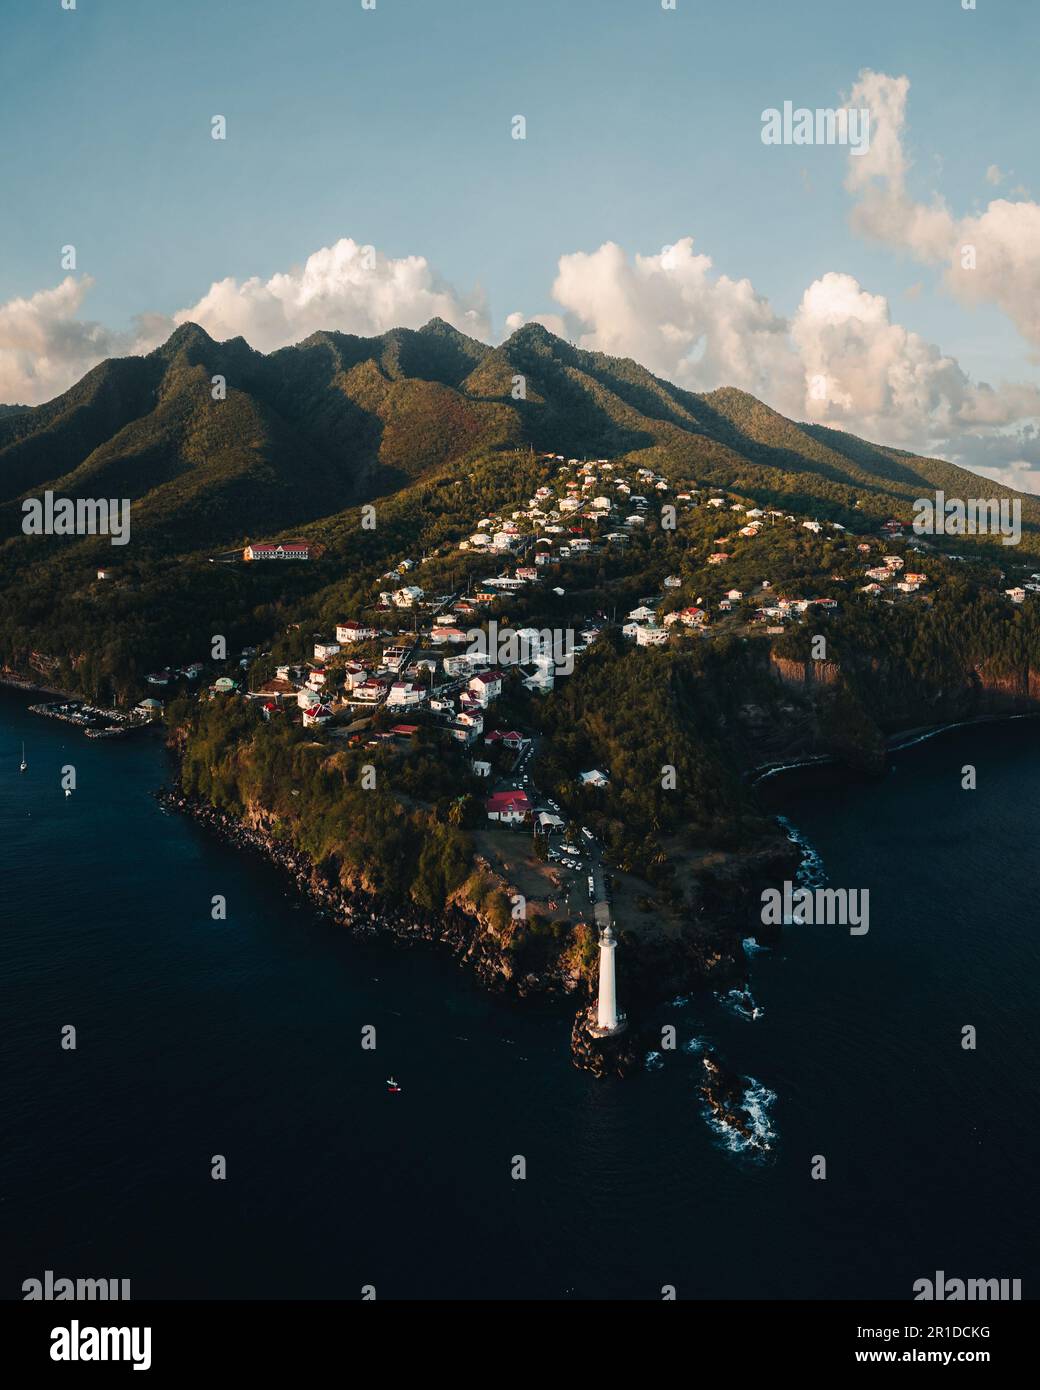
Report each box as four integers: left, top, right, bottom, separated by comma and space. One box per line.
593, 924, 623, 1035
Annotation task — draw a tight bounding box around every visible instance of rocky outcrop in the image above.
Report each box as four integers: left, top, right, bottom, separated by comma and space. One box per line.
700, 1054, 770, 1152
570, 1006, 642, 1078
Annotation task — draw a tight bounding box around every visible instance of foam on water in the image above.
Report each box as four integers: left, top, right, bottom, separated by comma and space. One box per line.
776, 814, 827, 888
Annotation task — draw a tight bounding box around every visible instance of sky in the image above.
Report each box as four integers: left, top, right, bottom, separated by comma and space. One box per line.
1, 0, 1038, 486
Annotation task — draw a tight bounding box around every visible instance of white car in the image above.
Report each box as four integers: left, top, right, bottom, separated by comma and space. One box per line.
581, 827, 594, 841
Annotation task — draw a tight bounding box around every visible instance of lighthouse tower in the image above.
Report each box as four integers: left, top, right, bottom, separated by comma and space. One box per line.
595, 924, 620, 1033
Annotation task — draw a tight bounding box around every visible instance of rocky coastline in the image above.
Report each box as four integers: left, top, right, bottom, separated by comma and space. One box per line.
157, 785, 794, 1088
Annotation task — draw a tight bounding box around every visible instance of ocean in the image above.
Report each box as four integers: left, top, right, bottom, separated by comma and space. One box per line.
3, 691, 1038, 1300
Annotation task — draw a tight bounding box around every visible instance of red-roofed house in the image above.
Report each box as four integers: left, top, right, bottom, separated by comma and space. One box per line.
468, 670, 503, 707
486, 790, 531, 824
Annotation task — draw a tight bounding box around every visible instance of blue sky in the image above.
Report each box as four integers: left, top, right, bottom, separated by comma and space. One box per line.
1, 0, 1038, 481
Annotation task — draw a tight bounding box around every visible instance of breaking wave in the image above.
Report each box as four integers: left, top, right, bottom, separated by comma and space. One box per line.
776, 814, 826, 888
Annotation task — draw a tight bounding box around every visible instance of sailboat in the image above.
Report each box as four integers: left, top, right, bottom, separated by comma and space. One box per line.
386, 1077, 402, 1093
19, 742, 27, 773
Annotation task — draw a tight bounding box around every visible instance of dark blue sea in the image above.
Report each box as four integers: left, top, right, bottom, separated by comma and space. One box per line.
3, 691, 1038, 1299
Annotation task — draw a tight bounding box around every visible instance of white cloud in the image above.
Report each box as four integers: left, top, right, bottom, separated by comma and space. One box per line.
173, 238, 490, 351
0, 240, 490, 406
2, 229, 1038, 488
845, 69, 1040, 349
0, 277, 143, 407
542, 237, 801, 405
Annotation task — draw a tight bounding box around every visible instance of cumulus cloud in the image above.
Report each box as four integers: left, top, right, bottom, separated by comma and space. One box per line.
544, 238, 801, 405
516, 239, 1040, 471
3, 226, 1038, 487
172, 238, 490, 350
0, 239, 490, 406
0, 277, 147, 407
845, 69, 1040, 348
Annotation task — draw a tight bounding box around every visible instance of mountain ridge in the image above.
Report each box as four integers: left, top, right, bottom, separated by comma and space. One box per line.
1, 318, 1036, 557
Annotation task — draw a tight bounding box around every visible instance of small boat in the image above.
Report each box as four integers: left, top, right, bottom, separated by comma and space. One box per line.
19, 742, 27, 773
64, 788, 72, 798
386, 1077, 402, 1093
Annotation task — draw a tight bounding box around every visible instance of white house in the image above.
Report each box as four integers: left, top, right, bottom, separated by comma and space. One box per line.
314, 641, 341, 662
580, 769, 610, 787
468, 670, 503, 707
387, 681, 423, 708
392, 586, 424, 608
336, 622, 379, 644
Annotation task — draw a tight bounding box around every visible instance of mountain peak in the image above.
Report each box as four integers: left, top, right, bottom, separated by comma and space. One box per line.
155, 321, 216, 357
504, 320, 561, 348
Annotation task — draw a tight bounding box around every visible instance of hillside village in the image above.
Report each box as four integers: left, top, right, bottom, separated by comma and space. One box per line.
149, 448, 1019, 749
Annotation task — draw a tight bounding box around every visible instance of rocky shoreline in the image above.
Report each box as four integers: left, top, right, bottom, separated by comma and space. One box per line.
157, 785, 793, 1092
156, 787, 533, 992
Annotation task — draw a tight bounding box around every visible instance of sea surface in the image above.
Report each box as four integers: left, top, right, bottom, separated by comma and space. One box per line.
3, 691, 1038, 1300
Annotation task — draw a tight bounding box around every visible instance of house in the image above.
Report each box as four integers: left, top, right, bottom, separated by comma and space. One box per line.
243, 540, 310, 561
382, 646, 410, 672
253, 678, 298, 703
341, 664, 369, 691
635, 625, 669, 647
904, 573, 927, 585
628, 605, 656, 622
134, 698, 163, 720
882, 556, 904, 570
486, 790, 531, 824
351, 678, 388, 703
468, 670, 503, 707
708, 552, 730, 565
485, 729, 524, 749
387, 681, 424, 709
392, 585, 424, 608
302, 704, 333, 727
725, 589, 743, 601
390, 724, 420, 740
663, 575, 682, 589
580, 769, 610, 787
336, 621, 379, 644
860, 583, 884, 595
679, 606, 708, 627
1005, 587, 1027, 603
314, 641, 341, 662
